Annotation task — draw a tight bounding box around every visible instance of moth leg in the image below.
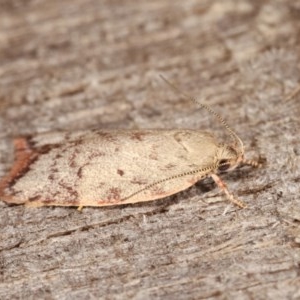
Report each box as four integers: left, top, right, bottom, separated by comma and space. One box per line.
211, 174, 246, 208
77, 206, 83, 211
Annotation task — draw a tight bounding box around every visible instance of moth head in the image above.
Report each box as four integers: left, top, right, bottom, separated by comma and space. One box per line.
217, 145, 244, 173
160, 75, 245, 165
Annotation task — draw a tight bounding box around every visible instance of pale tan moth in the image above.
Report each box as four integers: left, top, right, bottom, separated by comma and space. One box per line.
0, 76, 260, 208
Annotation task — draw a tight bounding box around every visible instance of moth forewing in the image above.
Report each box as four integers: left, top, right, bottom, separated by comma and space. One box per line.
0, 129, 221, 207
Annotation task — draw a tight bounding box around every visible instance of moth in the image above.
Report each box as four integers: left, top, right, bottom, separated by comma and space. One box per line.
0, 76, 260, 208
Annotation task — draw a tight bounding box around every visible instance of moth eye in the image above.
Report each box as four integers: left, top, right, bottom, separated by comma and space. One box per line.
218, 159, 231, 172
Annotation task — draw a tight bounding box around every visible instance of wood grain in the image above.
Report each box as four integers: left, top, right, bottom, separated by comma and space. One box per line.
1, 0, 300, 299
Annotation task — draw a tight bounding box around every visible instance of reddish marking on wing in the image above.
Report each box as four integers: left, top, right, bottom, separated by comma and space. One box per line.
117, 169, 124, 176
160, 163, 176, 171
149, 152, 158, 160
57, 179, 79, 202
151, 185, 166, 196
130, 177, 148, 185
106, 187, 121, 202
48, 174, 55, 180
130, 132, 147, 141
0, 138, 38, 202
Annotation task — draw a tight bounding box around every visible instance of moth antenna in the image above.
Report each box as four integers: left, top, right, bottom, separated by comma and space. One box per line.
160, 75, 244, 155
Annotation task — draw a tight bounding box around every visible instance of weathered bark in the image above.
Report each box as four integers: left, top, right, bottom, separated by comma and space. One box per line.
0, 1, 300, 299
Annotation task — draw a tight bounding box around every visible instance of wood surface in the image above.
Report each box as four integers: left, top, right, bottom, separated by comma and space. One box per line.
0, 0, 300, 299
